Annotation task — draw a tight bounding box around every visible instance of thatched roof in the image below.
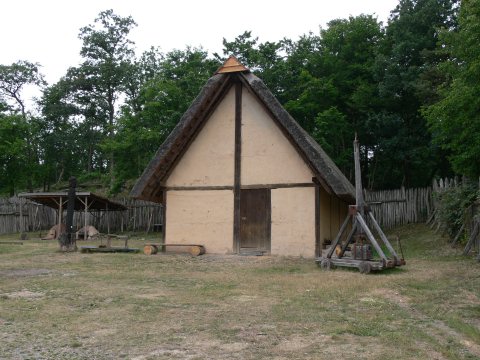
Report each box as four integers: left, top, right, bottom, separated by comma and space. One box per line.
131, 58, 355, 204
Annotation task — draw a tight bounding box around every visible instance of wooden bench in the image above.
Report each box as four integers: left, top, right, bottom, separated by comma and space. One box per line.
143, 243, 205, 257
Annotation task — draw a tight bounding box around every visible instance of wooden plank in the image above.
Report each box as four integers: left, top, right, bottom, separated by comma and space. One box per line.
368, 211, 400, 263
165, 185, 234, 191
241, 183, 314, 189
239, 189, 270, 251
326, 215, 350, 258
233, 81, 242, 253
315, 185, 320, 257
338, 222, 357, 258
463, 222, 479, 255
266, 189, 271, 253
355, 213, 388, 262
451, 223, 465, 247
353, 138, 364, 213
80, 246, 140, 253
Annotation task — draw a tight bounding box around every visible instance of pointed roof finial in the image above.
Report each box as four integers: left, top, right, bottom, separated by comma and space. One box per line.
215, 55, 249, 74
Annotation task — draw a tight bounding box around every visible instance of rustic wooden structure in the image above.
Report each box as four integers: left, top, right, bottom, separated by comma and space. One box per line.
316, 138, 405, 273
131, 56, 355, 257
80, 246, 140, 254
18, 191, 127, 238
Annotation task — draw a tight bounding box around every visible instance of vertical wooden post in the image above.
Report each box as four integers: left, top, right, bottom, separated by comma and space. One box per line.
59, 177, 77, 251
120, 197, 125, 232
315, 185, 320, 257
353, 137, 364, 215
19, 197, 23, 234
84, 196, 88, 240
58, 196, 63, 234
106, 202, 110, 235
233, 80, 242, 253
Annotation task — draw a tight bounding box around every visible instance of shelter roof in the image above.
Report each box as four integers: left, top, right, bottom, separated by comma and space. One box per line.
18, 192, 127, 211
131, 58, 355, 204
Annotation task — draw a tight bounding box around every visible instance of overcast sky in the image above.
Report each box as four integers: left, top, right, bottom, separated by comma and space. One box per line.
1, 0, 399, 87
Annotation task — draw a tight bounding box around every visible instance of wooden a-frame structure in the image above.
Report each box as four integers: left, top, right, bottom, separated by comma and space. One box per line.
316, 138, 406, 273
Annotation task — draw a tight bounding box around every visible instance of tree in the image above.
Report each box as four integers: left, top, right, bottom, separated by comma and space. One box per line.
218, 31, 286, 97
107, 47, 220, 192
373, 0, 459, 188
0, 114, 30, 195
0, 60, 46, 117
77, 9, 137, 185
0, 60, 46, 193
283, 16, 383, 180
424, 0, 480, 178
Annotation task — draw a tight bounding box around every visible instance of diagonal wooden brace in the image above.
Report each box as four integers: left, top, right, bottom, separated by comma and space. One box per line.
368, 212, 401, 264
356, 213, 388, 263
326, 214, 351, 259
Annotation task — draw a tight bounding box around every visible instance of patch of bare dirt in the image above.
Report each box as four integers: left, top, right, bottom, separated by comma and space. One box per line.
276, 334, 331, 352
373, 288, 480, 358
0, 268, 53, 277
3, 290, 44, 299
371, 287, 411, 309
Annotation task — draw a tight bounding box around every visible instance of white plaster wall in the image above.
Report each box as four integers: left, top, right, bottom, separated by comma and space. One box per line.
166, 190, 234, 254
241, 89, 313, 185
166, 87, 235, 187
271, 187, 316, 257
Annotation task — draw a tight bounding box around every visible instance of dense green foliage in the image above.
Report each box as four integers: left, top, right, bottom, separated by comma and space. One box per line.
424, 0, 480, 178
434, 182, 479, 238
1, 0, 476, 196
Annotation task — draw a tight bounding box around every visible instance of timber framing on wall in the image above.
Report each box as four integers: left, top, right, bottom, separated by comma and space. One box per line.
233, 80, 242, 253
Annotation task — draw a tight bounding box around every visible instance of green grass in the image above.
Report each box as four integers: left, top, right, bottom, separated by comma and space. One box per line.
0, 224, 479, 359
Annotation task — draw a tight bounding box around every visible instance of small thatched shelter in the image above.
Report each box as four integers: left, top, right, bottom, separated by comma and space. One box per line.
131, 57, 354, 257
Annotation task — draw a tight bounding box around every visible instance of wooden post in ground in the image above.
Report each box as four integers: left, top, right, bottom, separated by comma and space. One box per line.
19, 197, 23, 234
59, 177, 77, 252
464, 221, 479, 256
84, 196, 88, 240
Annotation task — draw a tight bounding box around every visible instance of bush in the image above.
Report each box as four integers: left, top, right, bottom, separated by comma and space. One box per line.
435, 181, 478, 238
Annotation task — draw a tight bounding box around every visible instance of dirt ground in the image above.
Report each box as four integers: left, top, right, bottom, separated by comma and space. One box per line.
0, 224, 479, 359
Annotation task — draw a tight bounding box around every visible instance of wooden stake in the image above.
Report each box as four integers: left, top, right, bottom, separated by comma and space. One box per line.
463, 221, 479, 256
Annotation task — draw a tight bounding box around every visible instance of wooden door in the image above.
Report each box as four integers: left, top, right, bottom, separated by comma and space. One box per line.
239, 189, 271, 252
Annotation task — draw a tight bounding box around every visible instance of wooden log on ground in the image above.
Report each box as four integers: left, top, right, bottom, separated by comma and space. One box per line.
189, 245, 205, 257
143, 245, 158, 255
143, 243, 205, 256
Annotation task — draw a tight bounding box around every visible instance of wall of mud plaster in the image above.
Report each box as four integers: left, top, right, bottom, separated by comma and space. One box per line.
166, 87, 235, 187
165, 190, 234, 254
271, 187, 316, 257
241, 89, 313, 185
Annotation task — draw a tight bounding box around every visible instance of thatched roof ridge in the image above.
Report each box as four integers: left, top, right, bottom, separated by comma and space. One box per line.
130, 73, 229, 202
131, 71, 355, 203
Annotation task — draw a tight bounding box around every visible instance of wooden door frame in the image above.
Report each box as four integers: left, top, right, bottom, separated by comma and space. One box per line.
239, 188, 271, 253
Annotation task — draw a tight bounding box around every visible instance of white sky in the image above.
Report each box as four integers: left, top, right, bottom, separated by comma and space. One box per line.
1, 0, 399, 98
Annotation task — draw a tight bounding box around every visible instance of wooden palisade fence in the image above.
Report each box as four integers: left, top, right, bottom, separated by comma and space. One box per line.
1, 186, 434, 235
0, 197, 163, 235
364, 187, 433, 229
